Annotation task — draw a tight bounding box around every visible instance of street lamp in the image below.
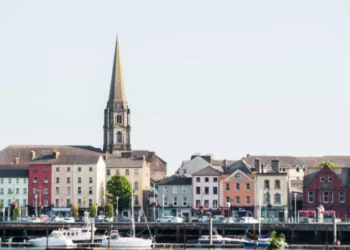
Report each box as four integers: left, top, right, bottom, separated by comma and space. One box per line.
116, 197, 119, 221
35, 194, 38, 218
162, 193, 165, 218
294, 193, 297, 223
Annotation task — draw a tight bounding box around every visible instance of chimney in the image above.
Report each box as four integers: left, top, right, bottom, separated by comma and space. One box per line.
14, 157, 19, 165
103, 154, 108, 160
222, 159, 228, 173
271, 159, 280, 171
52, 151, 60, 159
254, 158, 261, 171
200, 155, 212, 164
30, 151, 36, 160
261, 164, 264, 174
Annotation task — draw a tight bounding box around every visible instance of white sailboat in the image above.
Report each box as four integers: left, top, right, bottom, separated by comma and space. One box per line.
27, 231, 76, 247
100, 172, 153, 249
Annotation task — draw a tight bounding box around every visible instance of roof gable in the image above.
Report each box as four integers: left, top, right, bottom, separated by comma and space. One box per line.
192, 166, 222, 176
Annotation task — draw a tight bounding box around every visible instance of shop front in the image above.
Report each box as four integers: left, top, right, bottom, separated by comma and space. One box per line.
261, 206, 287, 222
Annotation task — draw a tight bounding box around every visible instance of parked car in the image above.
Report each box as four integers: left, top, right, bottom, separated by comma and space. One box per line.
18, 216, 32, 222
240, 216, 260, 223
156, 216, 184, 223
118, 216, 132, 222
198, 216, 210, 222
28, 217, 42, 223
212, 215, 225, 222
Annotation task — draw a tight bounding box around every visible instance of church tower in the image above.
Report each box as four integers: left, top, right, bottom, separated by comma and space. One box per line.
103, 37, 131, 155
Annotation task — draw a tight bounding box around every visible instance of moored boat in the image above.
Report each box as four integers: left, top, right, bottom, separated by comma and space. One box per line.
27, 231, 76, 247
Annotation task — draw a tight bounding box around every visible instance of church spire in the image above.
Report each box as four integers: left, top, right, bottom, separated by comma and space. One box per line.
103, 36, 131, 155
108, 36, 127, 106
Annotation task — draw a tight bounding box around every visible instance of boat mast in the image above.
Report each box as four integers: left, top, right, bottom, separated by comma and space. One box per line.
131, 170, 135, 238
259, 188, 262, 237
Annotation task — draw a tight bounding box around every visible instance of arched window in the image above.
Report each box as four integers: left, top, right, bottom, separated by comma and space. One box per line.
116, 115, 122, 124
274, 193, 281, 204
117, 131, 123, 143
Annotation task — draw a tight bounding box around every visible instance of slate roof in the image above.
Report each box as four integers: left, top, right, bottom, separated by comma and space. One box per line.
304, 167, 350, 187
0, 145, 103, 165
158, 175, 192, 186
192, 166, 222, 176
226, 160, 253, 175
105, 155, 144, 169
0, 165, 28, 178
30, 155, 101, 165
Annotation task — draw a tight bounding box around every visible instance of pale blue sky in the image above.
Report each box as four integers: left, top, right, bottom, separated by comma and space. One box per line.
1, 1, 350, 176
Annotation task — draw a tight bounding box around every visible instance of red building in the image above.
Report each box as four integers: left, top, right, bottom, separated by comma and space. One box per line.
28, 164, 52, 215
303, 165, 348, 219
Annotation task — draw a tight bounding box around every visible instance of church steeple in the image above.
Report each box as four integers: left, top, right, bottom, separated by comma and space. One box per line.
103, 37, 131, 155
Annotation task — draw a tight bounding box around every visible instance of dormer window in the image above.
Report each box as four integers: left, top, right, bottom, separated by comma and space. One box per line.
235, 173, 242, 179
266, 165, 271, 171
183, 169, 187, 174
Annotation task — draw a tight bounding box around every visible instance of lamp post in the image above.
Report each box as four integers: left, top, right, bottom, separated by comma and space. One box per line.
294, 193, 297, 223
162, 193, 165, 218
35, 194, 38, 218
116, 197, 119, 221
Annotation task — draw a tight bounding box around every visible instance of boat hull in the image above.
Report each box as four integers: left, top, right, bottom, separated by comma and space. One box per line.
243, 240, 270, 248
28, 237, 76, 247
100, 237, 152, 249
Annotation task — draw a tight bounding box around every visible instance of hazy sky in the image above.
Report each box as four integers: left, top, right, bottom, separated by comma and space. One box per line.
1, 1, 350, 176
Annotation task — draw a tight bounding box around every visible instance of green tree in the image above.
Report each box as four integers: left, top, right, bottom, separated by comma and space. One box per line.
267, 231, 286, 250
0, 200, 3, 208
106, 174, 132, 213
14, 207, 20, 219
105, 203, 114, 218
316, 161, 338, 169
90, 202, 97, 217
72, 203, 79, 217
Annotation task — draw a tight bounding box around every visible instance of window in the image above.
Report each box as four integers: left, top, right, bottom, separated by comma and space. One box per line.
204, 200, 209, 208
44, 187, 48, 195
56, 167, 60, 172
23, 188, 27, 194
89, 177, 93, 184
213, 177, 217, 182
163, 186, 168, 193
204, 187, 209, 195
182, 187, 187, 194
213, 200, 217, 208
339, 191, 345, 203
163, 196, 168, 206
78, 167, 82, 172
33, 168, 38, 173
196, 177, 200, 182
33, 187, 37, 195
24, 178, 26, 184
236, 183, 240, 190
134, 195, 139, 205
173, 186, 178, 194
320, 176, 325, 182
196, 187, 200, 195
264, 180, 270, 189
134, 182, 139, 191
89, 167, 93, 172
67, 178, 70, 184
213, 187, 217, 195
125, 169, 129, 176
16, 188, 19, 194
275, 180, 280, 189
246, 183, 250, 191
44, 200, 48, 207
226, 196, 230, 203
196, 200, 200, 208
55, 199, 59, 207
67, 199, 71, 207
8, 199, 11, 206
296, 166, 300, 172
77, 187, 81, 194
0, 188, 3, 194
78, 199, 82, 207
322, 191, 329, 203
89, 187, 93, 195
8, 178, 11, 184
328, 176, 333, 182
225, 183, 230, 190
134, 169, 139, 176
7, 188, 11, 194
88, 199, 92, 207
173, 197, 177, 206
182, 197, 187, 206
56, 178, 59, 184
23, 199, 26, 206
44, 167, 49, 173
183, 169, 187, 174
274, 193, 281, 204
264, 193, 270, 204
0, 178, 3, 184
67, 167, 71, 172
235, 173, 242, 179
16, 178, 19, 184
78, 177, 82, 184
66, 187, 70, 195
44, 178, 48, 184
116, 115, 122, 124
235, 196, 240, 204
107, 169, 110, 176
117, 131, 123, 143
56, 187, 59, 195
205, 177, 209, 182
246, 196, 250, 205
33, 177, 38, 184
116, 169, 120, 174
